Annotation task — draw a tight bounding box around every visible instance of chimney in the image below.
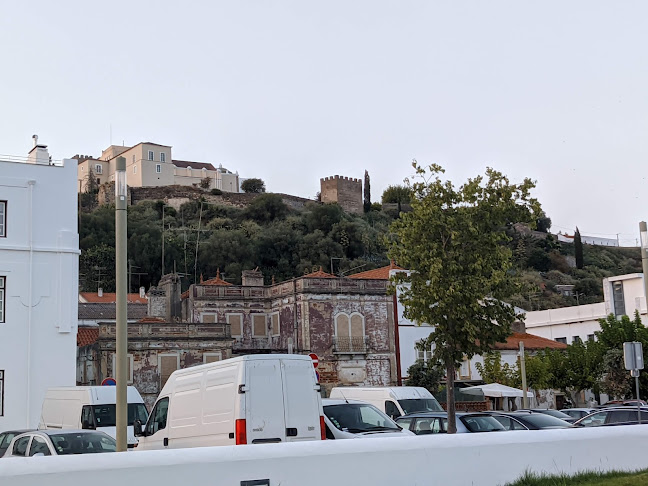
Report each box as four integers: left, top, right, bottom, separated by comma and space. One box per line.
27, 134, 50, 165
98, 288, 103, 298
139, 286, 146, 298
242, 269, 264, 286
511, 320, 526, 334
32, 134, 38, 147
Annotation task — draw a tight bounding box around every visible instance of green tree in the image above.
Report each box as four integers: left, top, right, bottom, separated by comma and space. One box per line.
381, 185, 411, 213
405, 361, 445, 394
388, 162, 539, 433
475, 353, 519, 388
363, 170, 371, 213
574, 227, 584, 269
243, 194, 288, 223
241, 178, 266, 193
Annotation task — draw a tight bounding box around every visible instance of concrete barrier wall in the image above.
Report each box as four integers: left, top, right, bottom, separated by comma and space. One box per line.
2, 426, 648, 486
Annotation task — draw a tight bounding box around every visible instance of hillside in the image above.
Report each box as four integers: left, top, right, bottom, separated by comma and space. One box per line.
78, 192, 642, 310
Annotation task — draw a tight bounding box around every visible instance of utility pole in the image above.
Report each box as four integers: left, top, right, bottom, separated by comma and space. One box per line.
161, 204, 165, 277
114, 157, 128, 452
640, 222, 648, 313
519, 341, 529, 409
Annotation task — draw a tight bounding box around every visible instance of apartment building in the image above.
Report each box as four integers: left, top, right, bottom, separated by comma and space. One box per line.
76, 142, 240, 193
0, 137, 80, 430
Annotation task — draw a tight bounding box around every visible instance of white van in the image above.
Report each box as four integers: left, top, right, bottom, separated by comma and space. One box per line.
329, 386, 443, 419
135, 354, 325, 450
39, 386, 148, 448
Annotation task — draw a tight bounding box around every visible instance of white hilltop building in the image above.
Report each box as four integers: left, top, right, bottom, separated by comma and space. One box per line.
0, 136, 80, 430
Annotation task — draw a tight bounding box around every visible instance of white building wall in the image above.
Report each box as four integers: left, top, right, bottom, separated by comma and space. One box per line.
0, 155, 79, 430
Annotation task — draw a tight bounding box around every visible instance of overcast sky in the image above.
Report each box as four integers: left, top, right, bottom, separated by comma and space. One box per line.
1, 1, 647, 245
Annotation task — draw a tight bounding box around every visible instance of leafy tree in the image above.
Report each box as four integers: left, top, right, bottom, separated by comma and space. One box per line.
475, 353, 519, 388
241, 178, 266, 193
381, 185, 411, 213
388, 162, 539, 433
536, 212, 552, 233
363, 170, 371, 213
303, 202, 344, 234
574, 227, 584, 269
405, 360, 445, 394
200, 177, 211, 189
243, 194, 288, 223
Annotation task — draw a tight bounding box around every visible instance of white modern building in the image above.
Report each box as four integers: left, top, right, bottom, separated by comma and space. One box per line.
525, 273, 647, 345
0, 137, 80, 430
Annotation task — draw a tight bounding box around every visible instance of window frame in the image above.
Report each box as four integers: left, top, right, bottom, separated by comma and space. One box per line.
146, 397, 169, 436
158, 353, 180, 389
160, 152, 166, 163
203, 352, 222, 364
156, 164, 161, 174
252, 313, 267, 337
226, 313, 243, 338
95, 164, 103, 174
0, 200, 6, 238
112, 354, 134, 384
0, 276, 5, 324
148, 150, 154, 161
555, 337, 567, 344
270, 312, 280, 337
0, 370, 4, 416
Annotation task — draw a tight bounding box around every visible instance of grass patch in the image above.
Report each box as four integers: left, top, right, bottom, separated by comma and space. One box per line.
505, 469, 648, 486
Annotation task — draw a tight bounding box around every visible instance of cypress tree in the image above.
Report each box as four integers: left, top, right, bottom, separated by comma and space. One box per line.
363, 170, 371, 213
574, 227, 584, 269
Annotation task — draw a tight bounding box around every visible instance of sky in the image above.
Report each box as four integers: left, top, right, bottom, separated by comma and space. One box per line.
1, 1, 648, 245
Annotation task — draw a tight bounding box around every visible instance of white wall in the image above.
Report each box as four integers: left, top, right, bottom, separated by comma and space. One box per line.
2, 426, 648, 486
0, 156, 79, 430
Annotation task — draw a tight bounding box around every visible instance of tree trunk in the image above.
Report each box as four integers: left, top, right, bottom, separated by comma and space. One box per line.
446, 358, 456, 434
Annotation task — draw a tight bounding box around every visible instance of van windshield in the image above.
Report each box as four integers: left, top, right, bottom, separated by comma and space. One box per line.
92, 404, 149, 427
398, 398, 443, 414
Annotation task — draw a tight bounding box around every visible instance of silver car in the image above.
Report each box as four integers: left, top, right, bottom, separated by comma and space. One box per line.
3, 430, 116, 457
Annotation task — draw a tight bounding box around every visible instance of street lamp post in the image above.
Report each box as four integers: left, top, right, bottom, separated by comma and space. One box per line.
640, 222, 648, 310
115, 156, 128, 452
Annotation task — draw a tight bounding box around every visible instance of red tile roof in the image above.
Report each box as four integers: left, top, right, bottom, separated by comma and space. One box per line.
303, 267, 335, 278
77, 327, 99, 346
172, 159, 217, 171
79, 292, 148, 304
348, 261, 404, 280
494, 332, 568, 351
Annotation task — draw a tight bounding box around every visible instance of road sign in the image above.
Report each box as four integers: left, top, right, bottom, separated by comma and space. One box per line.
309, 353, 319, 368
102, 378, 116, 386
624, 342, 644, 370
315, 371, 320, 383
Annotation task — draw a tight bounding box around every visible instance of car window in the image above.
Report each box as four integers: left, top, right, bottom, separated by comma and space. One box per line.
578, 411, 608, 427
385, 401, 401, 419
0, 432, 18, 449
509, 418, 527, 430
50, 432, 116, 454
395, 418, 412, 430
398, 398, 444, 414
29, 436, 51, 456
609, 410, 640, 423
146, 397, 169, 435
522, 414, 571, 428
325, 424, 335, 440
492, 416, 512, 430
324, 403, 400, 432
12, 436, 31, 457
460, 415, 505, 432
414, 417, 444, 435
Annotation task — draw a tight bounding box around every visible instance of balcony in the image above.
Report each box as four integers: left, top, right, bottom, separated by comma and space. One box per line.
333, 336, 368, 354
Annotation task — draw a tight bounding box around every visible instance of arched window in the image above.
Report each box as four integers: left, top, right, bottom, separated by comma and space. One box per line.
334, 312, 366, 353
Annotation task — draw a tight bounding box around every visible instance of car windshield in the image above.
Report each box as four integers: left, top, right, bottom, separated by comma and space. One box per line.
460, 415, 506, 432
0, 432, 18, 449
92, 403, 149, 427
398, 398, 444, 414
522, 414, 571, 428
324, 403, 401, 433
50, 432, 117, 454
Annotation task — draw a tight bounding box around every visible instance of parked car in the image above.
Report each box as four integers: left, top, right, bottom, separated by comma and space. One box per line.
3, 430, 116, 457
573, 407, 648, 427
395, 412, 505, 434
0, 430, 34, 458
559, 408, 597, 420
329, 386, 443, 419
322, 399, 415, 439
39, 386, 148, 448
518, 409, 577, 423
135, 354, 324, 450
485, 411, 573, 430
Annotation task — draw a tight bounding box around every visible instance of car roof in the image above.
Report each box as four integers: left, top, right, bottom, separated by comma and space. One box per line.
19, 429, 93, 437
398, 411, 491, 418
322, 399, 371, 406
0, 429, 34, 435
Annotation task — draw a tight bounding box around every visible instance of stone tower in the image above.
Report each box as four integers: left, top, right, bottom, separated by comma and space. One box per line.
320, 175, 363, 214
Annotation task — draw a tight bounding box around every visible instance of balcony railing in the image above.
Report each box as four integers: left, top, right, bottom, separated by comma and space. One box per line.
333, 336, 368, 354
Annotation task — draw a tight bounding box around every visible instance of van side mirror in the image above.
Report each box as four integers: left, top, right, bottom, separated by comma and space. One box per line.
134, 419, 144, 437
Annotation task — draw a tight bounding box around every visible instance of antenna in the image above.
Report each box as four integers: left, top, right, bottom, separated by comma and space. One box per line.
109, 124, 112, 145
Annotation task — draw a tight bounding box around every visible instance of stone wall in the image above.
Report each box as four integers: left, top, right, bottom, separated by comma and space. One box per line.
320, 175, 363, 214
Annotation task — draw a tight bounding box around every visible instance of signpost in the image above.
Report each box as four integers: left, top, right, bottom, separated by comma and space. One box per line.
623, 341, 644, 424
101, 377, 116, 386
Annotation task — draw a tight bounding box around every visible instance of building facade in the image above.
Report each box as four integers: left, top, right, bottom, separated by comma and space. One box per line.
151, 268, 398, 394
76, 142, 240, 194
0, 138, 79, 430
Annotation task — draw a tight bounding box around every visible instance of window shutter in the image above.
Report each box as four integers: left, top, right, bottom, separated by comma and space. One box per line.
253, 314, 267, 337
159, 355, 178, 389
228, 314, 242, 337
271, 314, 280, 336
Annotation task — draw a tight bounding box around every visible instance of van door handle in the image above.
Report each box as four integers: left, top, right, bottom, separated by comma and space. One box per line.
286, 428, 298, 437
163, 438, 169, 447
